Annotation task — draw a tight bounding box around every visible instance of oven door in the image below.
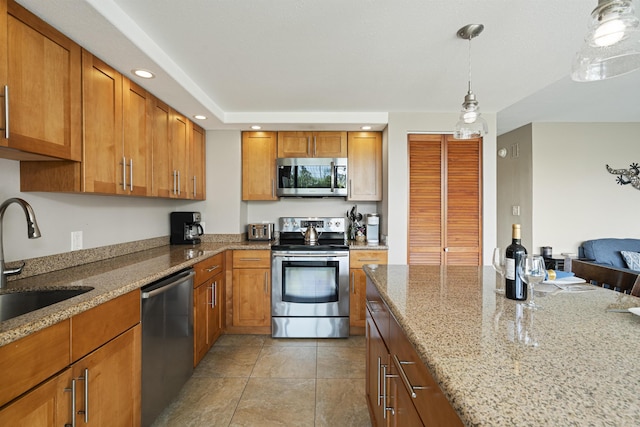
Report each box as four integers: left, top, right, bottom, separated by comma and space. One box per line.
271, 250, 349, 317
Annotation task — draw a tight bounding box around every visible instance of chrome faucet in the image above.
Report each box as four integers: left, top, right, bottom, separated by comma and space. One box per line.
0, 198, 41, 289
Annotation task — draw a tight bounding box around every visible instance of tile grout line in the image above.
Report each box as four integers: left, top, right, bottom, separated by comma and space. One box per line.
226, 337, 266, 426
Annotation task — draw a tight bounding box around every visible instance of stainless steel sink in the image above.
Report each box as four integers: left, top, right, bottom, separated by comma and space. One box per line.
0, 287, 94, 322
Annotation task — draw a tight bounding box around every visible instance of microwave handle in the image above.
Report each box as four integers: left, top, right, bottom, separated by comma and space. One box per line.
330, 161, 335, 193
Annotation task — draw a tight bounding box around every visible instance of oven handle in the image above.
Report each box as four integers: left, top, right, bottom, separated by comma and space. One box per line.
272, 252, 349, 258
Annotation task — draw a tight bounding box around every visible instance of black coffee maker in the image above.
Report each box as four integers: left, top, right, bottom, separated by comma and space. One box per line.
170, 212, 204, 245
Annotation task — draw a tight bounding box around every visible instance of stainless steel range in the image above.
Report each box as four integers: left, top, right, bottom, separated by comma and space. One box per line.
271, 217, 350, 338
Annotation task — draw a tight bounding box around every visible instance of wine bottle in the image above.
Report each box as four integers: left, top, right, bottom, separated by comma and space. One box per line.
505, 224, 527, 300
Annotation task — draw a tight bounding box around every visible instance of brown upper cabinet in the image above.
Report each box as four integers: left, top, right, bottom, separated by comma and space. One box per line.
190, 123, 206, 200
242, 131, 277, 201
277, 131, 347, 158
0, 0, 82, 161
348, 131, 382, 201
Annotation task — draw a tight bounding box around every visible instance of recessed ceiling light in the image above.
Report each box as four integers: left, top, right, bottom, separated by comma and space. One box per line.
361, 125, 372, 130
250, 125, 262, 130
132, 69, 155, 79
193, 115, 207, 120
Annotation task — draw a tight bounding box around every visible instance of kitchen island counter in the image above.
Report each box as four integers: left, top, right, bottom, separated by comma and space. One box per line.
364, 264, 640, 426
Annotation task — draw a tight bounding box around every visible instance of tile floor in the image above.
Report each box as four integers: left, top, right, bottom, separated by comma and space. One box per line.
152, 334, 373, 427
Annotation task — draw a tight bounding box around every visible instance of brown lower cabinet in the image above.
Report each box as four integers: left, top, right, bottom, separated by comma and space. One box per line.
366, 279, 462, 427
350, 250, 388, 330
194, 253, 225, 366
0, 290, 141, 426
230, 250, 271, 333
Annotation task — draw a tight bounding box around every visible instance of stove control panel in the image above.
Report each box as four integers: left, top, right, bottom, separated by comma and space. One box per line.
279, 217, 345, 233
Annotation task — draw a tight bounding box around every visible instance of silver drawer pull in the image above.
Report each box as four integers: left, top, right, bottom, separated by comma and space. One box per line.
239, 258, 262, 261
392, 354, 429, 398
206, 264, 221, 272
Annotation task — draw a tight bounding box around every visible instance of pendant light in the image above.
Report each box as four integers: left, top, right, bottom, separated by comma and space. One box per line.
454, 24, 488, 140
571, 0, 640, 82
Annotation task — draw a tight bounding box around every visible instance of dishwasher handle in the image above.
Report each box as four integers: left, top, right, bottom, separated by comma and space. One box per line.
141, 269, 194, 299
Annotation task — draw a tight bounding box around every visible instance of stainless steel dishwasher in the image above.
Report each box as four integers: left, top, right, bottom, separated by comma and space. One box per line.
141, 268, 194, 427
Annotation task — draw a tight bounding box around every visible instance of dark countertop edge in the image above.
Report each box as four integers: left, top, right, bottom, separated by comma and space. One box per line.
0, 242, 271, 346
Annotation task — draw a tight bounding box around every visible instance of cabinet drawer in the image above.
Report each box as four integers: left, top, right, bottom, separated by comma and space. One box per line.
194, 252, 224, 286
233, 250, 270, 269
365, 278, 389, 341
350, 250, 387, 269
0, 319, 71, 407
389, 316, 463, 426
71, 290, 140, 361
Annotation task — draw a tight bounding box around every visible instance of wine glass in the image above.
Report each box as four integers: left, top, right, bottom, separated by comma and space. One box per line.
492, 248, 506, 294
518, 255, 546, 309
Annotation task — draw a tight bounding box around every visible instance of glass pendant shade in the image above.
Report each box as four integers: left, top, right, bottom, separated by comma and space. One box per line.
454, 91, 488, 139
571, 0, 640, 81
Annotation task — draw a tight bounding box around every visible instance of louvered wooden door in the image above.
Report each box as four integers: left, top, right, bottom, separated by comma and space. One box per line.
408, 134, 482, 265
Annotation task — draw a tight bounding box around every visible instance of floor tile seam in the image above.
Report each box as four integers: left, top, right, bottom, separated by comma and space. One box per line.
228, 344, 263, 427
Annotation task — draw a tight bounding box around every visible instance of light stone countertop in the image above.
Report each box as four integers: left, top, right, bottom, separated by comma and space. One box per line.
0, 241, 270, 347
364, 264, 640, 427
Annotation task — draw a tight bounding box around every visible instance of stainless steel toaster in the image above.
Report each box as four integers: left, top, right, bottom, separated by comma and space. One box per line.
247, 223, 275, 241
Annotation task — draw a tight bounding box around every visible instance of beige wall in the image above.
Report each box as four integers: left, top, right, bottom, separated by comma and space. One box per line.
497, 122, 640, 257
496, 124, 533, 250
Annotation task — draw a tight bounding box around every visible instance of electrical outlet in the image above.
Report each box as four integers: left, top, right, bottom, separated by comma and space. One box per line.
71, 231, 83, 251
512, 205, 520, 216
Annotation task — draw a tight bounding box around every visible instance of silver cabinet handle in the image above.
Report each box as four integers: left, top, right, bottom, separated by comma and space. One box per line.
1, 85, 8, 139
271, 179, 275, 198
172, 170, 177, 194
65, 378, 77, 427
193, 176, 197, 198
392, 354, 428, 398
206, 264, 221, 273
377, 356, 382, 406
351, 271, 355, 294
307, 136, 310, 155
264, 272, 268, 294
383, 364, 395, 417
177, 170, 181, 195
121, 156, 127, 191
129, 158, 134, 191
240, 258, 262, 262
210, 282, 216, 307
313, 135, 317, 156
77, 368, 89, 423
444, 247, 449, 252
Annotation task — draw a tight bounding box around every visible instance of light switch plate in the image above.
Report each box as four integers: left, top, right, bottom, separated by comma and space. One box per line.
71, 231, 83, 251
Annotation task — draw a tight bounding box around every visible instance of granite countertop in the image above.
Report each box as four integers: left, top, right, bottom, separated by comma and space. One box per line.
0, 241, 270, 347
364, 264, 640, 427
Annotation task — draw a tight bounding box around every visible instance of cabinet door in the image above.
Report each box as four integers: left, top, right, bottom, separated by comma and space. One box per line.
350, 251, 388, 328
190, 122, 206, 200
1, 1, 81, 160
0, 368, 73, 427
232, 268, 270, 327
348, 132, 382, 201
122, 78, 151, 196
82, 50, 123, 194
350, 269, 368, 328
388, 370, 424, 427
313, 131, 347, 157
277, 131, 312, 157
72, 325, 141, 426
170, 110, 190, 199
151, 97, 172, 198
242, 131, 277, 200
208, 272, 224, 347
366, 314, 389, 427
194, 282, 208, 366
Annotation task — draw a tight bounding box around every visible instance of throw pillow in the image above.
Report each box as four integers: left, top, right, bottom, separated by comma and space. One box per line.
620, 251, 640, 271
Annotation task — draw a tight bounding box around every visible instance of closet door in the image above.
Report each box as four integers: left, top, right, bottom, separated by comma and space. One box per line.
408, 134, 482, 265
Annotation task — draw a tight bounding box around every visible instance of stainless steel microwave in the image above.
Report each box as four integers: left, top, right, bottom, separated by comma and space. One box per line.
276, 158, 347, 197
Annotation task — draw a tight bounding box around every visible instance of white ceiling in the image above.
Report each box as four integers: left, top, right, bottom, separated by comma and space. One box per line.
16, 0, 640, 134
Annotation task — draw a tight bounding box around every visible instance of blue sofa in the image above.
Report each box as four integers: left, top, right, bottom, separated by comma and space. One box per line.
579, 238, 640, 272
572, 238, 640, 295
